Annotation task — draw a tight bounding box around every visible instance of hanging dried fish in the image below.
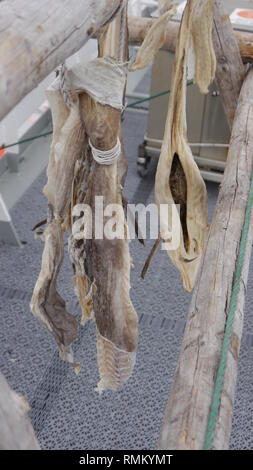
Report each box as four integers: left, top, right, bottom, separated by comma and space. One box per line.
69, 7, 138, 392
30, 2, 137, 389
30, 215, 79, 366
154, 0, 215, 292
0, 372, 39, 450
159, 0, 175, 15
130, 5, 177, 72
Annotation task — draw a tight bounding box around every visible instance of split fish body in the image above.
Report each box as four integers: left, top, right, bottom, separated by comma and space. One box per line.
71, 112, 138, 391
155, 0, 215, 291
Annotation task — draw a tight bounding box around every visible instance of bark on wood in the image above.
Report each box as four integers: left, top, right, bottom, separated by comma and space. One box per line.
0, 372, 39, 450
126, 17, 253, 65
0, 0, 123, 121
212, 0, 245, 129
158, 68, 253, 450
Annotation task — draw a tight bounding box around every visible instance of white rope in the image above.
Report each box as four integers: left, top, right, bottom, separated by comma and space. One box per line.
89, 137, 121, 165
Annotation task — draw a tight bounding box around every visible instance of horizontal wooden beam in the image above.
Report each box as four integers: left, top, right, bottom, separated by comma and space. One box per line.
158, 68, 253, 450
127, 16, 253, 64
0, 0, 122, 121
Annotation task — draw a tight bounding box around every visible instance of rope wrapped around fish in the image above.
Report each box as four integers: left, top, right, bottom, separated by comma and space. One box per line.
31, 4, 138, 391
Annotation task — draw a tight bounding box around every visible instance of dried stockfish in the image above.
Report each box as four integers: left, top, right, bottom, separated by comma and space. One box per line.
68, 91, 138, 391
130, 5, 177, 72
31, 80, 86, 366
30, 216, 79, 366
96, 331, 136, 393
68, 7, 138, 391
154, 0, 215, 291
31, 4, 138, 389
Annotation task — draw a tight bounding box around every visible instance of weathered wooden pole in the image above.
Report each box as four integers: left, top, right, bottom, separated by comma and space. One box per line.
1, 1, 252, 124
0, 0, 123, 121
158, 67, 253, 450
0, 372, 39, 449
126, 17, 253, 65
212, 0, 245, 129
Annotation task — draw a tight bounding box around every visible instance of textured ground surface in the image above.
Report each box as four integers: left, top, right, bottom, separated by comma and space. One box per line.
0, 108, 253, 449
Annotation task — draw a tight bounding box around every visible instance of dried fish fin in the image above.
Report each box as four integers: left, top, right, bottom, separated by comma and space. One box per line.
30, 219, 78, 364
155, 0, 210, 292
130, 7, 177, 72
96, 330, 136, 392
192, 0, 216, 94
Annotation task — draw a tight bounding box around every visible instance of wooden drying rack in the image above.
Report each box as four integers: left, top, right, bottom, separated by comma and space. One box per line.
1, 0, 253, 451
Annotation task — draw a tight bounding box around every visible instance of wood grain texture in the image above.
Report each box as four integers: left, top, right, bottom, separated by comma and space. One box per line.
212, 0, 245, 129
0, 372, 39, 450
158, 68, 253, 450
126, 16, 253, 65
0, 0, 123, 121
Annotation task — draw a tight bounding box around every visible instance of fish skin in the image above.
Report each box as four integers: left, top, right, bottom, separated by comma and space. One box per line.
155, 0, 214, 291
71, 93, 138, 390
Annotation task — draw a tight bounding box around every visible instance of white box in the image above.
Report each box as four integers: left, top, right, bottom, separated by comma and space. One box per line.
230, 8, 253, 32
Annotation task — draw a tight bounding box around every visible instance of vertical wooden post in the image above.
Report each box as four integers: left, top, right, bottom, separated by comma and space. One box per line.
158, 68, 253, 450
212, 0, 245, 129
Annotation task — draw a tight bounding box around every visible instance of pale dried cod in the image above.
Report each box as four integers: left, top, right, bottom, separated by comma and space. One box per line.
154, 0, 216, 291
31, 5, 138, 390
30, 83, 86, 366
130, 5, 177, 72
68, 90, 138, 392
70, 8, 138, 392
